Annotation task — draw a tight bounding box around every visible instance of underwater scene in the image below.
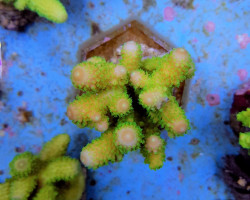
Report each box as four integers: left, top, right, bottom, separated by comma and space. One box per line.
0, 0, 249, 200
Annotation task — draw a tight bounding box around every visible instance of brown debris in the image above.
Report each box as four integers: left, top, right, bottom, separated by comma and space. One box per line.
0, 2, 37, 31
17, 107, 33, 123
189, 138, 200, 145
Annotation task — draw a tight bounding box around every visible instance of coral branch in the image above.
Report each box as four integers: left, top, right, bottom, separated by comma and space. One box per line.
2, 0, 68, 23
80, 130, 121, 169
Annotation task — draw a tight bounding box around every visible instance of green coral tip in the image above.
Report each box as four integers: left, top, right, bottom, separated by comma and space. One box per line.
237, 108, 250, 128
239, 132, 250, 149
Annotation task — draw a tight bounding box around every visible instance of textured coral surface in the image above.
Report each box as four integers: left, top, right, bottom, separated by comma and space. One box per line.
0, 134, 86, 200
67, 42, 194, 170
0, 0, 249, 200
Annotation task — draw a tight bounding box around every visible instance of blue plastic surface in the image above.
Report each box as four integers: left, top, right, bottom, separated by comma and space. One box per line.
0, 0, 250, 199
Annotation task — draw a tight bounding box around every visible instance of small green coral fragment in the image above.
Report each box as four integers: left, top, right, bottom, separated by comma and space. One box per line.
237, 108, 250, 128
239, 132, 250, 149
69, 43, 195, 170
39, 133, 70, 162
9, 152, 38, 178
39, 157, 80, 185
0, 182, 10, 200
10, 176, 37, 200
33, 185, 58, 200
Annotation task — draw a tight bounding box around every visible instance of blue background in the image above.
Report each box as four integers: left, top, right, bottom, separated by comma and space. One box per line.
1, 0, 250, 199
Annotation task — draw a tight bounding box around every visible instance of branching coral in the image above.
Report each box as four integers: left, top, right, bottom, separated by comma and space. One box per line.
67, 41, 195, 170
0, 134, 85, 200
237, 108, 250, 150
0, 0, 68, 23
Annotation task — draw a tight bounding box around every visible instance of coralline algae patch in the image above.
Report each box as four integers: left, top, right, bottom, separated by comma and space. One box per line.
163, 7, 176, 21
206, 94, 220, 106
204, 21, 215, 33
237, 69, 248, 81
236, 33, 250, 49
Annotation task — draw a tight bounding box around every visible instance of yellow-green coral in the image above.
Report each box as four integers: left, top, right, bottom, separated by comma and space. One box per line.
0, 181, 10, 200
237, 108, 250, 150
10, 175, 37, 200
38, 157, 80, 185
80, 130, 121, 169
237, 108, 250, 128
1, 134, 85, 200
144, 149, 166, 170
33, 185, 58, 200
1, 0, 68, 23
239, 132, 250, 149
9, 152, 38, 178
57, 169, 86, 200
67, 41, 195, 170
39, 133, 70, 161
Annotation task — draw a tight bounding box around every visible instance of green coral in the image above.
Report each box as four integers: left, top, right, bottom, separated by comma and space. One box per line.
38, 157, 80, 185
0, 181, 10, 200
9, 152, 38, 178
57, 169, 86, 200
237, 108, 250, 150
10, 176, 37, 200
239, 132, 250, 149
1, 134, 85, 200
33, 185, 58, 200
68, 41, 195, 170
237, 108, 250, 128
39, 133, 70, 162
1, 0, 68, 23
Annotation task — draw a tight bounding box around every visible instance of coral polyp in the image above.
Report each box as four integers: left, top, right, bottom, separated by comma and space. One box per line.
67, 41, 195, 170
9, 152, 38, 178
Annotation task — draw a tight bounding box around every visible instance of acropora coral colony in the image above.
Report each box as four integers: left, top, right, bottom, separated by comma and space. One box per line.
0, 134, 85, 200
0, 0, 68, 23
67, 41, 195, 170
237, 108, 250, 151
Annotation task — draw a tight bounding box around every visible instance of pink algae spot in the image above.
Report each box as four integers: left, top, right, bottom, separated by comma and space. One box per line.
177, 190, 181, 195
163, 7, 175, 21
236, 34, 250, 49
192, 38, 198, 44
204, 21, 215, 32
103, 37, 111, 43
206, 94, 220, 106
237, 69, 248, 81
